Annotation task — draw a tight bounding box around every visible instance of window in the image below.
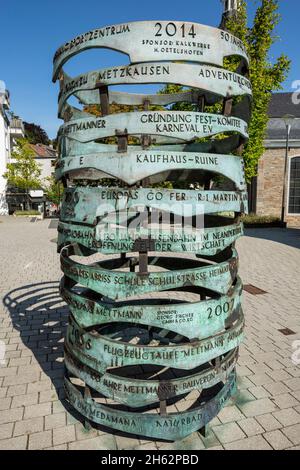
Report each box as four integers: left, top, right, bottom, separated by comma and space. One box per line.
288, 157, 300, 214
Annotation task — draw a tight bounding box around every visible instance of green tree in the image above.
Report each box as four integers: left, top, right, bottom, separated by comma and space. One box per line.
3, 139, 42, 210
225, 0, 290, 181
43, 174, 63, 206
24, 122, 50, 145
160, 0, 290, 182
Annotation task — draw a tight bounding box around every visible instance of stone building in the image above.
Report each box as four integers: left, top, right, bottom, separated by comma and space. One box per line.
249, 93, 300, 227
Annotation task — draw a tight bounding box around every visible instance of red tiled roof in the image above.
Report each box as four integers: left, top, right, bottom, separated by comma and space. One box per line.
29, 144, 57, 158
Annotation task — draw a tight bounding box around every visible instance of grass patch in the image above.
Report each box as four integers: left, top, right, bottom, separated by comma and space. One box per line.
14, 210, 41, 216
242, 214, 282, 227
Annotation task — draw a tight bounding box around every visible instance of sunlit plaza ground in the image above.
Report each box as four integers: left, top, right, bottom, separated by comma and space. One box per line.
0, 216, 300, 450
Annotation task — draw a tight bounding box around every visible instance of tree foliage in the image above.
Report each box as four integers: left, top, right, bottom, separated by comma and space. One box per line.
24, 122, 50, 145
43, 174, 63, 205
225, 0, 290, 181
160, 0, 290, 182
3, 138, 42, 191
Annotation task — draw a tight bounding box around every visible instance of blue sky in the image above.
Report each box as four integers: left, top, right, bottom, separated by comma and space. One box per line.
0, 0, 298, 139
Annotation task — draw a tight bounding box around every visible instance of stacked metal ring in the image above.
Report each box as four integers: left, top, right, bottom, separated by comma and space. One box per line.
53, 20, 251, 440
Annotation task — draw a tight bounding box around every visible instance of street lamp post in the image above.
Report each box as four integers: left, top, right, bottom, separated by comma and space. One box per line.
281, 114, 295, 225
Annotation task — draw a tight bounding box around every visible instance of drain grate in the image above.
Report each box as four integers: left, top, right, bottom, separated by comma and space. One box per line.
278, 328, 296, 336
243, 284, 267, 295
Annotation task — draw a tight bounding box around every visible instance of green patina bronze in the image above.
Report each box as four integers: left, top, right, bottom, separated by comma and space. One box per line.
54, 19, 250, 439
58, 62, 252, 115
64, 344, 238, 407
59, 134, 245, 158
58, 111, 248, 144
60, 244, 238, 299
56, 150, 246, 189
52, 21, 249, 81
57, 221, 244, 255
60, 187, 248, 225
66, 313, 244, 373
60, 276, 242, 337
64, 370, 237, 440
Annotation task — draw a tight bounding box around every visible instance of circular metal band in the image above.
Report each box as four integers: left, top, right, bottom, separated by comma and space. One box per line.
61, 244, 239, 299
56, 150, 246, 189
57, 221, 244, 255
53, 21, 249, 81
64, 344, 239, 407
58, 62, 252, 116
64, 370, 237, 440
58, 111, 248, 144
59, 134, 245, 159
60, 187, 248, 225
60, 275, 242, 338
66, 312, 244, 373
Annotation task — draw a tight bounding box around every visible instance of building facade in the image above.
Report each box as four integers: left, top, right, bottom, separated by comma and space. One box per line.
251, 93, 300, 227
6, 143, 57, 214
0, 86, 11, 215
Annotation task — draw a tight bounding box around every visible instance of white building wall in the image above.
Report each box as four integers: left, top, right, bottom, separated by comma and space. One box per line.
0, 103, 10, 215
36, 157, 55, 181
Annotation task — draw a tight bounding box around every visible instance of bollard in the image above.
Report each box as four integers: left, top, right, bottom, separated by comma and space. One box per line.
53, 20, 251, 440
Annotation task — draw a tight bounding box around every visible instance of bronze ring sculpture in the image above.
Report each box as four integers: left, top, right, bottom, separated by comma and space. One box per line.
53, 19, 251, 440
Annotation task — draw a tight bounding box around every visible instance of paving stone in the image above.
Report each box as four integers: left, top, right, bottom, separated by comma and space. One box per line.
45, 412, 66, 430
28, 430, 52, 450
237, 398, 277, 418
0, 407, 23, 425
14, 417, 44, 436
212, 422, 246, 444
27, 380, 52, 394
115, 434, 140, 450
273, 408, 300, 427
263, 381, 291, 396
133, 442, 158, 450
159, 433, 205, 450
263, 430, 293, 450
39, 390, 59, 403
24, 402, 51, 419
46, 444, 68, 450
237, 418, 265, 437
12, 392, 38, 408
272, 393, 300, 409
7, 384, 27, 397
76, 423, 105, 441
248, 386, 270, 400
199, 428, 222, 449
0, 367, 17, 377
256, 414, 282, 433
206, 445, 224, 450
52, 424, 76, 446
224, 435, 272, 450
282, 424, 300, 445
0, 422, 14, 440
0, 397, 11, 410
248, 373, 275, 387
285, 378, 300, 392
3, 372, 40, 387
0, 435, 28, 450
216, 405, 245, 424
68, 435, 117, 450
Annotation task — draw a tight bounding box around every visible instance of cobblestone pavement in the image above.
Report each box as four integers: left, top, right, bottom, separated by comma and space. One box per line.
0, 216, 300, 450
